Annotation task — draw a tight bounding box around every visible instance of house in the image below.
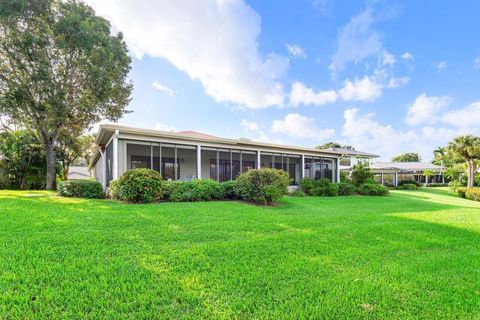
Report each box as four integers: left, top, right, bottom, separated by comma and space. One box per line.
325, 147, 380, 170
89, 124, 345, 190
370, 162, 444, 187
67, 166, 90, 180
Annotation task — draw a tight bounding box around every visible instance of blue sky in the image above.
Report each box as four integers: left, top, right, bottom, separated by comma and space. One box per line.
86, 0, 480, 161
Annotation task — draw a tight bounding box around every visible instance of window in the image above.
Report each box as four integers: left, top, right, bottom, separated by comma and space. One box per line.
340, 156, 351, 166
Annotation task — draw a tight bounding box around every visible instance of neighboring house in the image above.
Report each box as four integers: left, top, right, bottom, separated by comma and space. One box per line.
67, 166, 90, 180
325, 147, 380, 171
370, 162, 444, 187
89, 124, 345, 190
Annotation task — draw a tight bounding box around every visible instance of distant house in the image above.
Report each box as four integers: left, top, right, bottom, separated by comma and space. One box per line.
67, 166, 90, 180
89, 124, 345, 190
325, 147, 380, 170
370, 162, 444, 187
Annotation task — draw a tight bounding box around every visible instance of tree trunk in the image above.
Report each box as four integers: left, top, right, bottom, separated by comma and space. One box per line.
45, 139, 57, 190
63, 165, 69, 181
466, 160, 474, 188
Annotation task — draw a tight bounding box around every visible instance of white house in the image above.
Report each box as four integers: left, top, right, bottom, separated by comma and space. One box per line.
89, 124, 345, 190
370, 162, 445, 187
325, 147, 380, 170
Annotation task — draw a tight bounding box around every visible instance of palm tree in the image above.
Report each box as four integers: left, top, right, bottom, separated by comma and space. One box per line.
433, 146, 447, 182
423, 169, 434, 186
447, 135, 480, 188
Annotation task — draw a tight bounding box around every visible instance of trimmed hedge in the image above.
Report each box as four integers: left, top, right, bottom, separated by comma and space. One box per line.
169, 179, 224, 202
114, 169, 163, 203
426, 183, 448, 187
357, 183, 389, 196
398, 180, 421, 187
58, 179, 104, 199
221, 180, 238, 200
234, 168, 289, 205
300, 178, 343, 197
396, 183, 418, 190
337, 182, 356, 196
465, 188, 480, 201
457, 187, 467, 198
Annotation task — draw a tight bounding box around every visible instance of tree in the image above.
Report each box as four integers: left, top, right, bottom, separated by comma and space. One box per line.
444, 165, 462, 182
351, 163, 372, 186
391, 152, 421, 162
423, 169, 434, 186
56, 132, 95, 180
316, 142, 354, 150
0, 0, 132, 189
447, 135, 480, 188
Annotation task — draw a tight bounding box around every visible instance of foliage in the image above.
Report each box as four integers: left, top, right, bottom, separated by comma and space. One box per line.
464, 188, 480, 202
316, 142, 354, 150
391, 152, 421, 162
350, 163, 372, 186
234, 168, 289, 205
115, 169, 163, 203
56, 133, 95, 180
160, 180, 178, 200
425, 183, 448, 187
0, 129, 46, 189
457, 187, 467, 198
220, 180, 238, 200
169, 179, 225, 202
448, 180, 462, 191
58, 179, 103, 199
300, 178, 339, 197
337, 182, 356, 196
398, 180, 420, 187
339, 171, 350, 183
447, 135, 480, 188
444, 166, 463, 181
0, 0, 132, 189
288, 189, 306, 197
423, 169, 435, 185
356, 183, 389, 196
396, 184, 418, 190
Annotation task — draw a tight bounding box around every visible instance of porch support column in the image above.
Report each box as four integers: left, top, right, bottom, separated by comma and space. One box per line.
381, 172, 384, 185
100, 148, 107, 190
394, 172, 398, 187
301, 154, 305, 179
257, 150, 261, 169
336, 157, 341, 183
196, 145, 201, 179
112, 129, 119, 180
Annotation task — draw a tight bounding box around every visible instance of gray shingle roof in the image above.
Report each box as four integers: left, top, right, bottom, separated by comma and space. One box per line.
370, 162, 443, 171
325, 147, 379, 158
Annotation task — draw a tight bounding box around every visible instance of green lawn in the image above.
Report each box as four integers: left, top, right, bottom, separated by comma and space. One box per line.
1, 188, 480, 319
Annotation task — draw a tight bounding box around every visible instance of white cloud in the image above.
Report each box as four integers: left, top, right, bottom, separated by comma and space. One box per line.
401, 52, 414, 61
288, 81, 337, 107
240, 119, 259, 132
286, 44, 306, 59
84, 0, 288, 109
342, 108, 464, 161
442, 102, 480, 128
405, 93, 451, 126
272, 113, 334, 141
152, 81, 174, 96
154, 123, 177, 132
329, 7, 382, 73
387, 76, 409, 88
474, 56, 480, 69
339, 76, 382, 102
435, 61, 448, 72
381, 51, 396, 67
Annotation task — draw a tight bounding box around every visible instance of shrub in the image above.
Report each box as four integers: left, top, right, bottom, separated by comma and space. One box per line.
465, 188, 480, 201
234, 168, 289, 205
58, 179, 104, 199
457, 187, 467, 198
398, 180, 421, 188
357, 183, 389, 196
160, 180, 178, 200
351, 164, 372, 186
426, 183, 448, 187
337, 182, 356, 196
448, 180, 462, 191
221, 180, 238, 200
300, 178, 339, 197
169, 179, 224, 202
108, 179, 120, 199
289, 189, 306, 197
396, 183, 417, 190
115, 169, 163, 203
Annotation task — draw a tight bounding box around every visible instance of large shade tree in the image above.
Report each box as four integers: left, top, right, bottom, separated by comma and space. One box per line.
391, 152, 421, 162
447, 135, 480, 188
0, 0, 132, 189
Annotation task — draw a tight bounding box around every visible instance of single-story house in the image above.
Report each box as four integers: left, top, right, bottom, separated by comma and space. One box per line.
67, 166, 90, 180
370, 162, 444, 187
326, 147, 380, 170
89, 124, 345, 190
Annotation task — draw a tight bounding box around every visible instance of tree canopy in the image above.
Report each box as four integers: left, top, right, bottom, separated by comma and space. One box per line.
0, 0, 132, 189
447, 135, 480, 188
317, 142, 354, 150
391, 153, 421, 162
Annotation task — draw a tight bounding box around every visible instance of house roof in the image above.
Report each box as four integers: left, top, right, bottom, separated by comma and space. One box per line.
370, 162, 443, 171
68, 166, 90, 180
90, 123, 345, 169
325, 147, 379, 158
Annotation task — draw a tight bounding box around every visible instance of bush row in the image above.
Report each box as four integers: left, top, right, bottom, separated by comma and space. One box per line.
299, 178, 389, 197
457, 187, 480, 202
58, 179, 104, 199
109, 168, 289, 205
396, 183, 418, 190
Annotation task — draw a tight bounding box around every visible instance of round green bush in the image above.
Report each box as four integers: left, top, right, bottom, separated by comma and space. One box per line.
169, 179, 224, 202
234, 168, 289, 205
300, 178, 339, 196
114, 169, 163, 203
357, 183, 389, 196
221, 180, 238, 200
337, 182, 356, 196
58, 179, 104, 199
465, 187, 480, 201
396, 183, 417, 190
457, 187, 467, 198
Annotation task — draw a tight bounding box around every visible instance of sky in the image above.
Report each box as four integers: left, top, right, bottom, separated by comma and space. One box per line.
84, 0, 480, 161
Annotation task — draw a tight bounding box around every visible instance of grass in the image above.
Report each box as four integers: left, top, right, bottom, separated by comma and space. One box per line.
0, 188, 480, 319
